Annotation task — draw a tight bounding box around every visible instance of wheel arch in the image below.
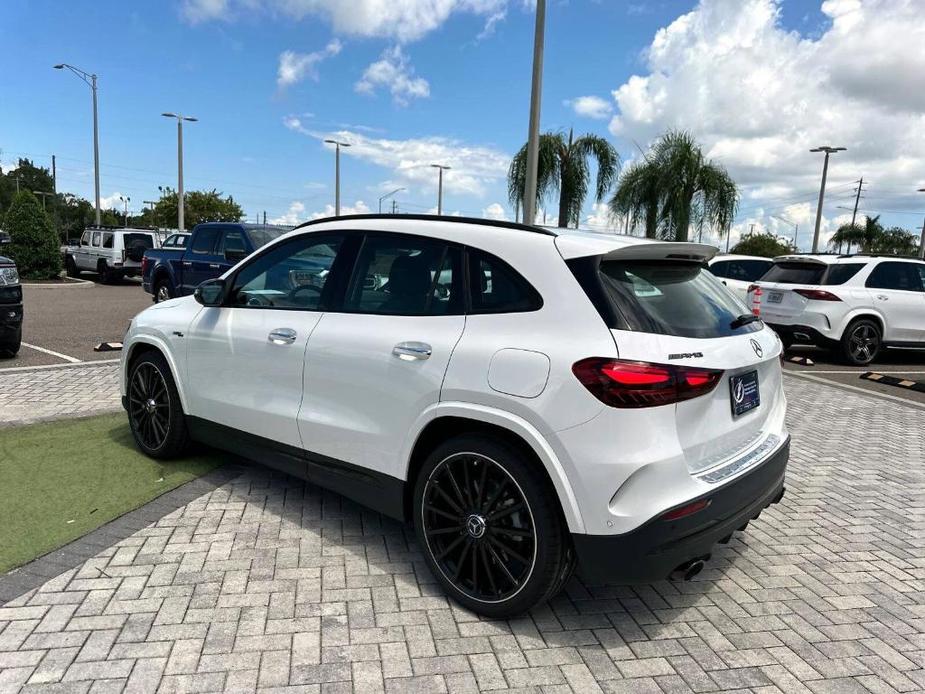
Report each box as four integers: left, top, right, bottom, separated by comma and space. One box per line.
123, 336, 189, 412
402, 404, 585, 533
839, 311, 885, 340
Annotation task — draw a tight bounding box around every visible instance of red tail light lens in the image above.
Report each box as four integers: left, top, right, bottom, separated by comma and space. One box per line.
661, 498, 711, 521
793, 289, 841, 301
572, 358, 724, 408
141, 257, 150, 274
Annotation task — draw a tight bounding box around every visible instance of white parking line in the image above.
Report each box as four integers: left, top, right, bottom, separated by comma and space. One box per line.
20, 342, 82, 363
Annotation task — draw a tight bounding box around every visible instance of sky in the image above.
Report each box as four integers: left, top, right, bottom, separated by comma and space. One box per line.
2, 0, 924, 250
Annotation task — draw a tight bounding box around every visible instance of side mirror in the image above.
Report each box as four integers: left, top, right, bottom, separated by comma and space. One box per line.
194, 278, 226, 307
225, 247, 247, 262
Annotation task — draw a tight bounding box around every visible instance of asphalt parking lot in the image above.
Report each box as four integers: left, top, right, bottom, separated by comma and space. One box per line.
2, 277, 150, 369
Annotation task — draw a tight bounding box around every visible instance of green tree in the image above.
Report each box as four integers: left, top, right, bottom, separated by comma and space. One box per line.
153, 188, 243, 229
0, 159, 56, 218
508, 129, 619, 228
609, 130, 738, 242
3, 191, 62, 279
875, 226, 918, 255
731, 230, 795, 258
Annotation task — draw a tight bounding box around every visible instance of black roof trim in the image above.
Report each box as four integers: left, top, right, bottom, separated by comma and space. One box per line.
292, 213, 557, 237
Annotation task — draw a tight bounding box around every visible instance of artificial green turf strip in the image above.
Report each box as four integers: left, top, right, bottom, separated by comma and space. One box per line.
0, 413, 225, 574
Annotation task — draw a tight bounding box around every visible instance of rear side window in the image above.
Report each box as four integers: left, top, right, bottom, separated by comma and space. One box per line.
220, 230, 246, 255
468, 250, 542, 314
247, 227, 291, 249
191, 228, 221, 254
822, 263, 864, 285
866, 262, 925, 292
711, 259, 772, 281
102, 233, 114, 249
91, 232, 101, 247
599, 260, 760, 338
761, 261, 826, 284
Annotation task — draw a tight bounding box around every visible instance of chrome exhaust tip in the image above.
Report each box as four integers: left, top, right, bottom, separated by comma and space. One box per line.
670, 557, 707, 582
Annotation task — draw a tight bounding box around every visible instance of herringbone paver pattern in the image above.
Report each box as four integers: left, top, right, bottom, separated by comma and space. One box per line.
0, 363, 121, 427
1, 376, 923, 693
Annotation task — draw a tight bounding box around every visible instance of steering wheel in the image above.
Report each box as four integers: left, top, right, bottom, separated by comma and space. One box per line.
287, 284, 322, 304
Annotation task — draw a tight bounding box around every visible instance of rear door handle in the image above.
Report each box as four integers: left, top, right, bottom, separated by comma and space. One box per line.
182, 261, 192, 267
268, 328, 297, 345
393, 341, 432, 360
876, 294, 889, 301
209, 263, 221, 269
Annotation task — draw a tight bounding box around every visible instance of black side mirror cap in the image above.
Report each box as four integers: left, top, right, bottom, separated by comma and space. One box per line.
194, 278, 226, 306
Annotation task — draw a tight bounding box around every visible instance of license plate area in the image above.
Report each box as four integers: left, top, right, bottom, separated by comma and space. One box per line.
730, 370, 760, 417
767, 291, 783, 304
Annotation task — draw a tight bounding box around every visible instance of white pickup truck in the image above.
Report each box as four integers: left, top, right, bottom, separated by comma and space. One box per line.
65, 227, 161, 284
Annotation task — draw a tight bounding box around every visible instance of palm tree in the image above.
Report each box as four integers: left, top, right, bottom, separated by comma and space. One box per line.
829, 215, 884, 254
609, 130, 738, 242
508, 129, 619, 228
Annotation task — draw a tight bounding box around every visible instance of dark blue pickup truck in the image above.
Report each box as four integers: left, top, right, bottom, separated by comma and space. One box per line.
142, 222, 293, 302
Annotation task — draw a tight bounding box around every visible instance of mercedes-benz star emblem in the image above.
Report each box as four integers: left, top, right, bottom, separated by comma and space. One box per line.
465, 514, 486, 539
749, 339, 763, 358
733, 380, 745, 404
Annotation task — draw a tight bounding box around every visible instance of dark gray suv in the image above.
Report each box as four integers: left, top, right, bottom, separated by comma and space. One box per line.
0, 251, 22, 358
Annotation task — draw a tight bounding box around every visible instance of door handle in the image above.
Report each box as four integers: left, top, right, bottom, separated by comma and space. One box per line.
268, 328, 297, 345
393, 341, 432, 360
876, 294, 889, 301
182, 261, 192, 267
209, 263, 221, 269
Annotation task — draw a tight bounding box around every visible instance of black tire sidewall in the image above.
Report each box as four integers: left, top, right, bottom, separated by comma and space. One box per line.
127, 351, 189, 459
841, 319, 881, 366
97, 261, 111, 284
412, 434, 569, 618
65, 257, 78, 277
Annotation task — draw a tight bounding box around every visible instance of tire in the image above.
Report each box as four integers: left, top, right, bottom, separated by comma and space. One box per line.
413, 434, 572, 618
0, 329, 21, 359
126, 350, 190, 459
840, 318, 882, 366
65, 256, 79, 278
154, 279, 174, 303
97, 260, 113, 284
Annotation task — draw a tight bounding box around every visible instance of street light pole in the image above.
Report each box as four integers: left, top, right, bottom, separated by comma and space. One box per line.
324, 140, 351, 216
809, 145, 846, 253
162, 113, 197, 231
522, 0, 546, 227
378, 187, 405, 214
119, 195, 131, 227
917, 188, 925, 259
431, 165, 451, 215
54, 63, 101, 226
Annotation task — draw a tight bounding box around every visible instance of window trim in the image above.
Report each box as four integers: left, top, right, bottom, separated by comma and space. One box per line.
465, 247, 544, 315
864, 261, 925, 292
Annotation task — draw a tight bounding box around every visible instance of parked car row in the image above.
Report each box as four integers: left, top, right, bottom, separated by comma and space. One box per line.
121, 214, 789, 616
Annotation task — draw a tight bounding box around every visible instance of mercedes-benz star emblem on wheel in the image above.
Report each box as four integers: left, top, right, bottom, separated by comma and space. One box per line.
750, 338, 763, 358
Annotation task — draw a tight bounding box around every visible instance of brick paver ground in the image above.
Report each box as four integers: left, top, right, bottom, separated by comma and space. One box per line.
0, 375, 923, 693
0, 363, 121, 427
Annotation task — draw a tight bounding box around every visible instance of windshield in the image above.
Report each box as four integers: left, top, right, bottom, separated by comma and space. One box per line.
598, 260, 761, 338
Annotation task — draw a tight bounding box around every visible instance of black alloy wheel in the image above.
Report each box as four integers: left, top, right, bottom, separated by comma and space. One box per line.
841, 319, 881, 366
127, 351, 189, 458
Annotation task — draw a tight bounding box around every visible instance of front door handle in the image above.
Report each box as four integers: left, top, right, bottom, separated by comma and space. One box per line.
209, 263, 221, 269
268, 328, 297, 345
393, 341, 432, 360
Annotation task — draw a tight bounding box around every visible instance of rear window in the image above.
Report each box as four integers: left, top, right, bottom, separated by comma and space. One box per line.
122, 233, 154, 250
760, 261, 826, 284
246, 226, 292, 250
822, 263, 864, 285
598, 260, 760, 338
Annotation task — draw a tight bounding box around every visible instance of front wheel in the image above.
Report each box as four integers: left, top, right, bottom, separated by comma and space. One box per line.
65, 256, 79, 278
413, 435, 573, 618
154, 279, 173, 303
127, 351, 190, 458
840, 318, 881, 366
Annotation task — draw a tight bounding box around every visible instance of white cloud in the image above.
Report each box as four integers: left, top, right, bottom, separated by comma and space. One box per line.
269, 201, 306, 225
355, 46, 430, 105
606, 0, 925, 227
180, 0, 514, 42
482, 203, 509, 221
284, 118, 510, 196
99, 192, 129, 210
310, 200, 371, 220
277, 39, 342, 88
566, 96, 613, 120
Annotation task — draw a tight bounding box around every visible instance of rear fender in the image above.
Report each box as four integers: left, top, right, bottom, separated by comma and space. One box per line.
835, 309, 886, 340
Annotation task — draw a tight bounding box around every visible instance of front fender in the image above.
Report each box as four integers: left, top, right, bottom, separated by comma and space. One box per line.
401, 402, 586, 533
121, 330, 189, 413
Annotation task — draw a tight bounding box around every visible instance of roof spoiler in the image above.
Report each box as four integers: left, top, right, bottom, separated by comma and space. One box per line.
601, 242, 718, 263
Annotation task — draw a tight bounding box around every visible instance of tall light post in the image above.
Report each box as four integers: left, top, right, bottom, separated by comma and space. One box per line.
54, 63, 101, 226
143, 200, 158, 228
119, 195, 131, 227
917, 188, 925, 259
809, 146, 846, 253
378, 187, 405, 214
324, 139, 351, 216
522, 0, 546, 226
430, 165, 451, 215
162, 113, 197, 231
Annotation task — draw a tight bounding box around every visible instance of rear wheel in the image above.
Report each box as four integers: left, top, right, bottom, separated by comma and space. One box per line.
413, 434, 572, 618
127, 351, 190, 458
840, 318, 881, 366
97, 260, 112, 284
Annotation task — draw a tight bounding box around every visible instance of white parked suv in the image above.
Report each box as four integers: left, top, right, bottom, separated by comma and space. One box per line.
748, 254, 925, 365
120, 215, 789, 616
708, 254, 774, 303
66, 227, 160, 283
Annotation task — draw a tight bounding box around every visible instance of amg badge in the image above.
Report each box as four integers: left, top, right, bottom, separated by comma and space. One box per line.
668, 351, 704, 360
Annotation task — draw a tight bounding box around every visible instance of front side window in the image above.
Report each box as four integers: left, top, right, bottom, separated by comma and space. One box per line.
866, 262, 924, 292
599, 260, 760, 338
468, 249, 542, 314
191, 228, 221, 254
229, 234, 343, 310
345, 234, 461, 316
80, 231, 91, 246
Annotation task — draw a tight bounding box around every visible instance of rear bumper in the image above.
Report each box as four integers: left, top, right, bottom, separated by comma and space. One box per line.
767, 323, 833, 346
571, 436, 788, 584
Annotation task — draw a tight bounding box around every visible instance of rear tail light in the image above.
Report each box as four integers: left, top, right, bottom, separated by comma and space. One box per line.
793, 289, 841, 301
572, 358, 724, 408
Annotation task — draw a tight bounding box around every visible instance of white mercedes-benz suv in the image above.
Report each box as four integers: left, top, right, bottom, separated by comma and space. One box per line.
121, 215, 789, 616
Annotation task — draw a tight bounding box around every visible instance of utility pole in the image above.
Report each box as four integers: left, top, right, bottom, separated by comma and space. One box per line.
54, 64, 101, 225
162, 113, 198, 231
514, 199, 520, 224
324, 139, 351, 216
772, 215, 799, 250
378, 187, 404, 214
263, 211, 266, 225
392, 199, 398, 214
850, 177, 865, 227
809, 145, 846, 252
431, 164, 451, 215
521, 0, 546, 227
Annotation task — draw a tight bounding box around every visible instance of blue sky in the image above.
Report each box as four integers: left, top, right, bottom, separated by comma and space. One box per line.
2, 0, 922, 247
